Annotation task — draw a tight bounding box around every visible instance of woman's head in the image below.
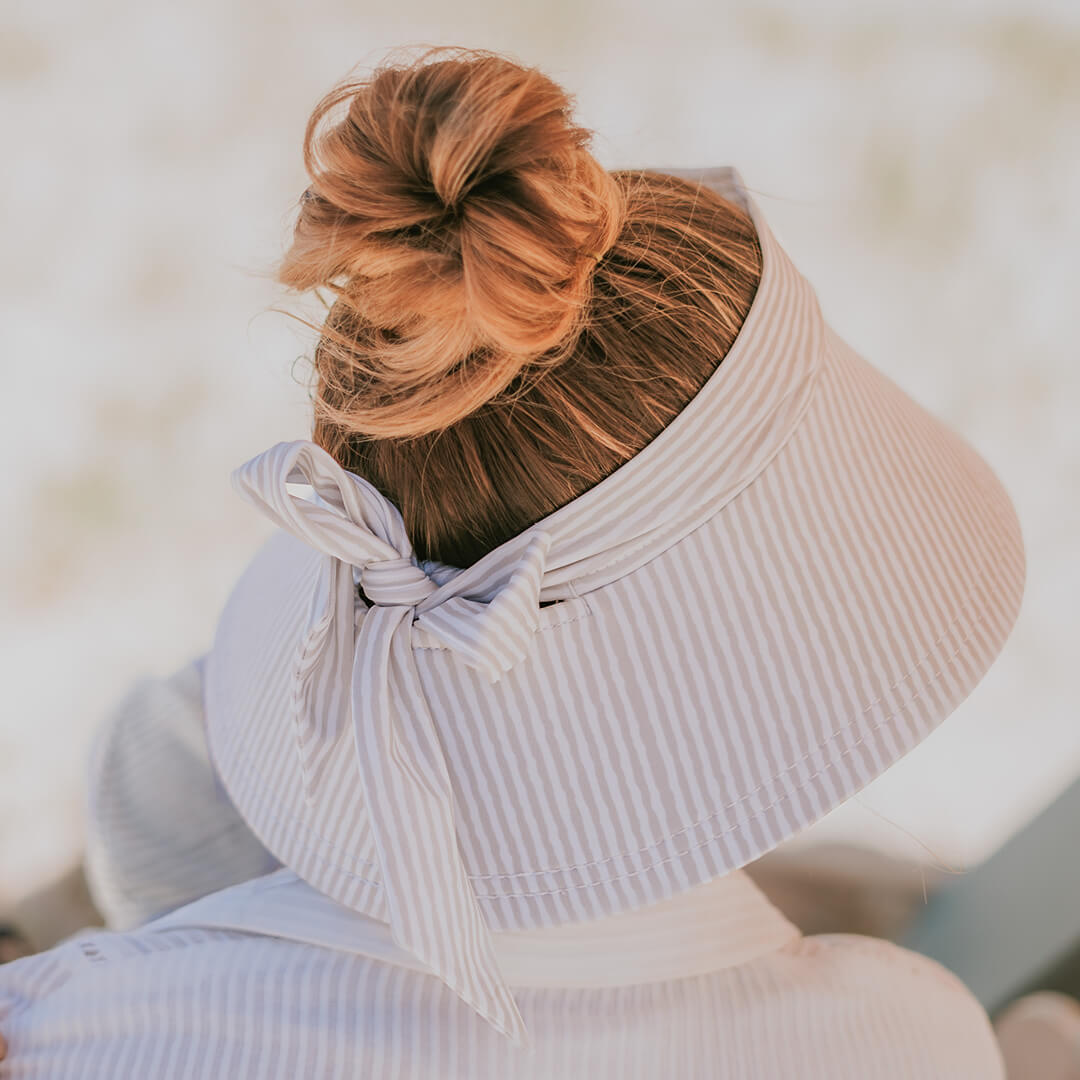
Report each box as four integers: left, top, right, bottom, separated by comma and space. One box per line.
279, 47, 762, 567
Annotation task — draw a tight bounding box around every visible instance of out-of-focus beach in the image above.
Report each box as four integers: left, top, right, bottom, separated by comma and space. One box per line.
2, 0, 1077, 907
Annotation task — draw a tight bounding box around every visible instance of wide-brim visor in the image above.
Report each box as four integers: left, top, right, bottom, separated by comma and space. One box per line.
204, 167, 1026, 1040
645, 314, 1027, 869
454, 169, 1029, 914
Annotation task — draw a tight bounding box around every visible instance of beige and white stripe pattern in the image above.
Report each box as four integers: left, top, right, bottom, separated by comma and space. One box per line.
34, 654, 1003, 1078
0, 858, 1007, 1078
83, 657, 280, 931
230, 440, 557, 1042
200, 165, 1025, 1046
145, 866, 803, 990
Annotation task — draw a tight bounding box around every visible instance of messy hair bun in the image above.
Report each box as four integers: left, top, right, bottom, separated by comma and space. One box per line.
279, 47, 625, 438
280, 47, 762, 568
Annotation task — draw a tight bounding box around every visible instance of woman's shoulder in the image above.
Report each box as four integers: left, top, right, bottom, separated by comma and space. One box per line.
0, 924, 369, 1077
788, 931, 982, 992
734, 933, 1006, 1078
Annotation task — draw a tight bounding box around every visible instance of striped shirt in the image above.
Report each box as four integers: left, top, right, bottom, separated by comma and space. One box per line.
0, 880, 1006, 1078
0, 658, 1005, 1077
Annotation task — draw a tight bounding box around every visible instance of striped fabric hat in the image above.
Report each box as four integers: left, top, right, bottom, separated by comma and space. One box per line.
204, 166, 1026, 1046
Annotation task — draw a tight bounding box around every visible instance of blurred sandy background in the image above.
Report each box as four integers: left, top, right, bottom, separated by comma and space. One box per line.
2, 0, 1077, 907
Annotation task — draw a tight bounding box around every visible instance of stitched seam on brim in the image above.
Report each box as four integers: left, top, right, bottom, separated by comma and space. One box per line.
215, 567, 999, 894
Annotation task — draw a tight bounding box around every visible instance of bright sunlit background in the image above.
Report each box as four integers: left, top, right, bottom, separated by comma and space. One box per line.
2, 0, 1078, 906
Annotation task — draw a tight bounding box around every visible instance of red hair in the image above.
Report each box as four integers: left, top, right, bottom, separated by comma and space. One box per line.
278, 47, 762, 567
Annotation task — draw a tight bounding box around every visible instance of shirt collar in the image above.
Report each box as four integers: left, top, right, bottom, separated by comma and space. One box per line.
150, 866, 801, 989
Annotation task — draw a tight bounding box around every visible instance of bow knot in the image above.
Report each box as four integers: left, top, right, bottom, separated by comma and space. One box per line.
360, 557, 438, 607
231, 440, 534, 1046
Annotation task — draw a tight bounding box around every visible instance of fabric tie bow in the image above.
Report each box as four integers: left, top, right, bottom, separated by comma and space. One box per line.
232, 439, 552, 1046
